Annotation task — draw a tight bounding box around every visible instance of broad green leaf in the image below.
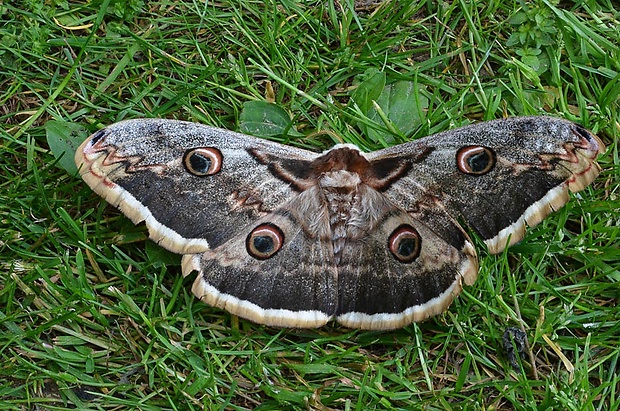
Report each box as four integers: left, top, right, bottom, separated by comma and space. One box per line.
46, 120, 89, 175
522, 55, 541, 71
239, 100, 303, 138
366, 81, 429, 144
508, 11, 528, 25
351, 69, 386, 115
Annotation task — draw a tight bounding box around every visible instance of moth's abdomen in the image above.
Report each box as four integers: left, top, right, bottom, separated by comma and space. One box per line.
319, 170, 363, 261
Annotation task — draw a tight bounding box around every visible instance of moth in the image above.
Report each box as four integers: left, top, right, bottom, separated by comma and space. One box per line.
75, 117, 604, 330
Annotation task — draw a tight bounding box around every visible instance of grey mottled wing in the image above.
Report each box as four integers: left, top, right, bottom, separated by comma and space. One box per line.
75, 119, 319, 254
183, 183, 478, 330
367, 117, 604, 254
334, 184, 478, 329
182, 188, 339, 328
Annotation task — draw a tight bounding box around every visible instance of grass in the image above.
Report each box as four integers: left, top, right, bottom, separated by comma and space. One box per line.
1, 0, 619, 409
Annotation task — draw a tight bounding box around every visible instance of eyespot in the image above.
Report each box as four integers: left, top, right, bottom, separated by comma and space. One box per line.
183, 147, 222, 176
456, 146, 495, 175
388, 225, 421, 264
246, 223, 284, 260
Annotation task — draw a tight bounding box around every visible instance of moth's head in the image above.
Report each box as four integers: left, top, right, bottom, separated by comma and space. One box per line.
323, 143, 365, 156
